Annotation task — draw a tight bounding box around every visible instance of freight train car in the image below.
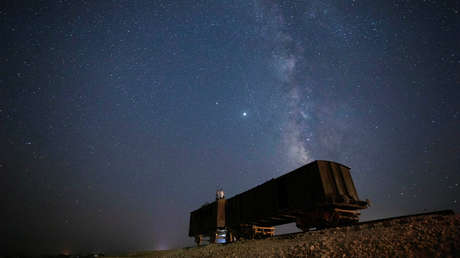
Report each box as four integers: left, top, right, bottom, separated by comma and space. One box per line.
188, 160, 369, 245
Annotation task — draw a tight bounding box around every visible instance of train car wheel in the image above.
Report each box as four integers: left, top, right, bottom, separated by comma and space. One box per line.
194, 235, 202, 246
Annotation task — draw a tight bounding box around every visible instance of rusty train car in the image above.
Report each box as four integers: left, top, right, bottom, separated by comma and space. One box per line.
189, 160, 369, 245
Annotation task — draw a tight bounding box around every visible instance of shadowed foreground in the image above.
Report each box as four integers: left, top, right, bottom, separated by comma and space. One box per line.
114, 213, 459, 257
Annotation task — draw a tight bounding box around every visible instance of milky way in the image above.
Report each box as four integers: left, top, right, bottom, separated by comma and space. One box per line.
255, 1, 360, 165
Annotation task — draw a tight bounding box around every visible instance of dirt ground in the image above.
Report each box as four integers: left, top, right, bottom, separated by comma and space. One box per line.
116, 213, 460, 257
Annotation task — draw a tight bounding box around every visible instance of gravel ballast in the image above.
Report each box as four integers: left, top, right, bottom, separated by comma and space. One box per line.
120, 213, 460, 257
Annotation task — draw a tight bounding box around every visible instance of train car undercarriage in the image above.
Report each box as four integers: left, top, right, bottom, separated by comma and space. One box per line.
194, 225, 275, 246
295, 207, 362, 231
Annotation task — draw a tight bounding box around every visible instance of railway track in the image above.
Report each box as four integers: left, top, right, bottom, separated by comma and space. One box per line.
272, 209, 455, 240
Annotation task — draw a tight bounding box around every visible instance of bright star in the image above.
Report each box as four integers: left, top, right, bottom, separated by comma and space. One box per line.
242, 112, 247, 116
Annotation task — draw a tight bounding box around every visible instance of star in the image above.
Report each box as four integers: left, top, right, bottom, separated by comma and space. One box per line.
242, 112, 247, 117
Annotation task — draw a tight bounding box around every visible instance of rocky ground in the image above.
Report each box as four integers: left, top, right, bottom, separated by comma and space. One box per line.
117, 212, 460, 257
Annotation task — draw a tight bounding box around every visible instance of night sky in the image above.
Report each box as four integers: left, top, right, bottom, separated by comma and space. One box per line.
1, 0, 459, 255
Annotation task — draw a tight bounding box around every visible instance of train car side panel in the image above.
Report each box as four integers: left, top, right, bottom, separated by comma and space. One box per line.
281, 163, 322, 211
189, 202, 217, 237
339, 165, 359, 200
316, 160, 362, 203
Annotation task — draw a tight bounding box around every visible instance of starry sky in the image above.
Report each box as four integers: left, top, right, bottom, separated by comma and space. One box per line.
1, 0, 459, 255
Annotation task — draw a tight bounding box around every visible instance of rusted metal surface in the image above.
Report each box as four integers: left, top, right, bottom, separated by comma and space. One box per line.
226, 178, 280, 227
317, 161, 360, 202
216, 199, 226, 228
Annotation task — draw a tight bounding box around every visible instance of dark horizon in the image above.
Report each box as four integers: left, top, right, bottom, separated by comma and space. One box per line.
1, 0, 459, 255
